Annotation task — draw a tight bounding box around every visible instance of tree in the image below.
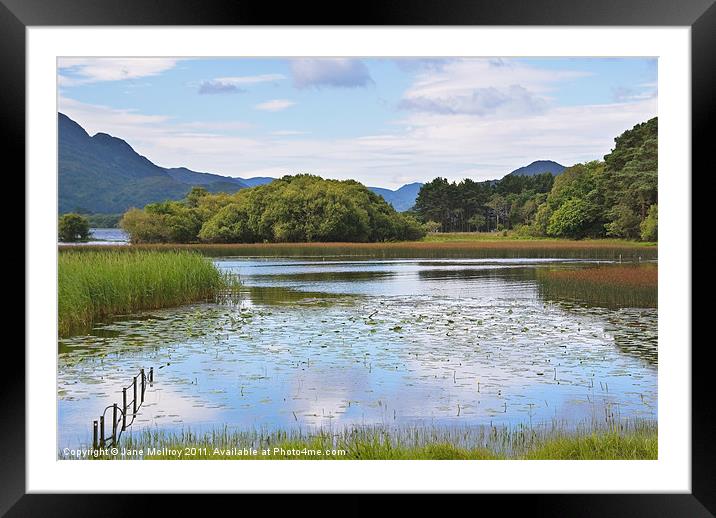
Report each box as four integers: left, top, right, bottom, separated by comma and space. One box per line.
119, 207, 172, 243
186, 186, 209, 208
602, 117, 657, 238
123, 174, 426, 244
640, 204, 658, 241
546, 198, 592, 238
467, 214, 487, 231
423, 220, 442, 233
59, 213, 90, 242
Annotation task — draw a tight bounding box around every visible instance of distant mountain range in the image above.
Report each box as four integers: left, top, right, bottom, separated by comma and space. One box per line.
58, 113, 566, 214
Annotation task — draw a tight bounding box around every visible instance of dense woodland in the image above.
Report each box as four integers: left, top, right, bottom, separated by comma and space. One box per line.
412, 117, 658, 241
120, 175, 425, 244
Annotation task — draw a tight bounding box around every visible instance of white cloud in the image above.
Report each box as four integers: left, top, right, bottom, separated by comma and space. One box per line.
213, 74, 285, 85
58, 58, 181, 85
198, 74, 285, 94
255, 99, 295, 112
291, 59, 373, 89
401, 58, 590, 117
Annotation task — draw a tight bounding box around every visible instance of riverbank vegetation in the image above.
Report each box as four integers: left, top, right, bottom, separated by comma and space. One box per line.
58, 250, 236, 336
413, 118, 657, 241
62, 238, 657, 260
66, 421, 657, 460
537, 264, 657, 308
120, 175, 425, 244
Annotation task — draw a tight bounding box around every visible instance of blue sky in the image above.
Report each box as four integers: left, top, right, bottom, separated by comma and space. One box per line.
58, 57, 657, 189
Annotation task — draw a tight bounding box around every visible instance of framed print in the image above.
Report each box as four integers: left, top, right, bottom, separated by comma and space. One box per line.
6, 0, 711, 512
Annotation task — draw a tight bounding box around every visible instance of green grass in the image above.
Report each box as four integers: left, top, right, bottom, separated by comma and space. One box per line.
58, 250, 238, 336
523, 430, 658, 460
65, 421, 657, 460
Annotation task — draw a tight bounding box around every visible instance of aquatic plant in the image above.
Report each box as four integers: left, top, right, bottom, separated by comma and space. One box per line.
59, 238, 658, 261
61, 419, 657, 460
58, 250, 239, 336
537, 264, 657, 308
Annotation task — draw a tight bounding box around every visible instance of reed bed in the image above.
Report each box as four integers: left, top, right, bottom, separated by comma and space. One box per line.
63, 420, 657, 460
59, 239, 658, 260
537, 264, 657, 308
58, 250, 238, 336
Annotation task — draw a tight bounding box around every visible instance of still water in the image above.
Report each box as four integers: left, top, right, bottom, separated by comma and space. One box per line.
59, 228, 129, 246
58, 257, 657, 449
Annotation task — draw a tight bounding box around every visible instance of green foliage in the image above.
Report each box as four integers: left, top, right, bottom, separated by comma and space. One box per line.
70, 422, 657, 460
120, 174, 426, 244
58, 250, 234, 335
185, 186, 209, 207
120, 208, 171, 243
547, 198, 592, 237
58, 213, 90, 242
602, 118, 657, 239
640, 204, 658, 241
414, 173, 554, 233
423, 220, 442, 233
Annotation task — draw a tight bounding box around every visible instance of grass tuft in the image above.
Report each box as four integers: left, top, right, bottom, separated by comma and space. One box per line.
58, 250, 238, 336
62, 421, 657, 460
537, 264, 657, 308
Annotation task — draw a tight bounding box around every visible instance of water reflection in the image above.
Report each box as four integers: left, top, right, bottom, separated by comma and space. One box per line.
58, 257, 657, 449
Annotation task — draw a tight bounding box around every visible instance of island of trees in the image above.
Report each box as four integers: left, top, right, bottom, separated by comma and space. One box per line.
120, 174, 425, 244
412, 117, 657, 241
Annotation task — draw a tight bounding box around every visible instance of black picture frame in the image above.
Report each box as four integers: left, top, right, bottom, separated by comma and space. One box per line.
6, 0, 709, 513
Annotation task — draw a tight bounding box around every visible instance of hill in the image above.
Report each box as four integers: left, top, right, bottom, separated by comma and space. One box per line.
368, 183, 423, 212
59, 113, 250, 214
505, 160, 566, 177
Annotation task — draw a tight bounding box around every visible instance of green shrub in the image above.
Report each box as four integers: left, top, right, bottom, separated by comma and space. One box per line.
640, 204, 658, 241
59, 213, 90, 242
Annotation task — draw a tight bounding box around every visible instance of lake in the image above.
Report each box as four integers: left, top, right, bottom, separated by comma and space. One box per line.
57, 256, 657, 450
59, 228, 129, 246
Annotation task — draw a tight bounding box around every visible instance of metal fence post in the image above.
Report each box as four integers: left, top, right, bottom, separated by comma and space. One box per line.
99, 415, 105, 448
122, 388, 127, 431
93, 420, 98, 450
133, 376, 137, 416
149, 367, 154, 383
141, 368, 145, 402
112, 403, 118, 446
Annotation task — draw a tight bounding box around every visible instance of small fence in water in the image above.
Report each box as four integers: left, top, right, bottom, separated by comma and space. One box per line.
92, 367, 154, 449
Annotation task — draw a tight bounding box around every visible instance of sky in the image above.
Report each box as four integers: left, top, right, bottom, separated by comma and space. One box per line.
58, 57, 657, 189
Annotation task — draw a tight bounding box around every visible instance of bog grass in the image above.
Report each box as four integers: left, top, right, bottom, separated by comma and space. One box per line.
66, 420, 657, 460
58, 250, 237, 336
537, 264, 657, 308
60, 237, 658, 260
422, 232, 656, 246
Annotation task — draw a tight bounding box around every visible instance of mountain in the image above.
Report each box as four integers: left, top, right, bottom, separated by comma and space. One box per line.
505, 160, 566, 177
369, 182, 423, 212
239, 177, 275, 187
59, 113, 258, 214
164, 167, 248, 190
59, 113, 425, 214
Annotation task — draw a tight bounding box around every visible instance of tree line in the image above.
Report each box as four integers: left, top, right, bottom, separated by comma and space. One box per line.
119, 174, 426, 244
411, 117, 657, 241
